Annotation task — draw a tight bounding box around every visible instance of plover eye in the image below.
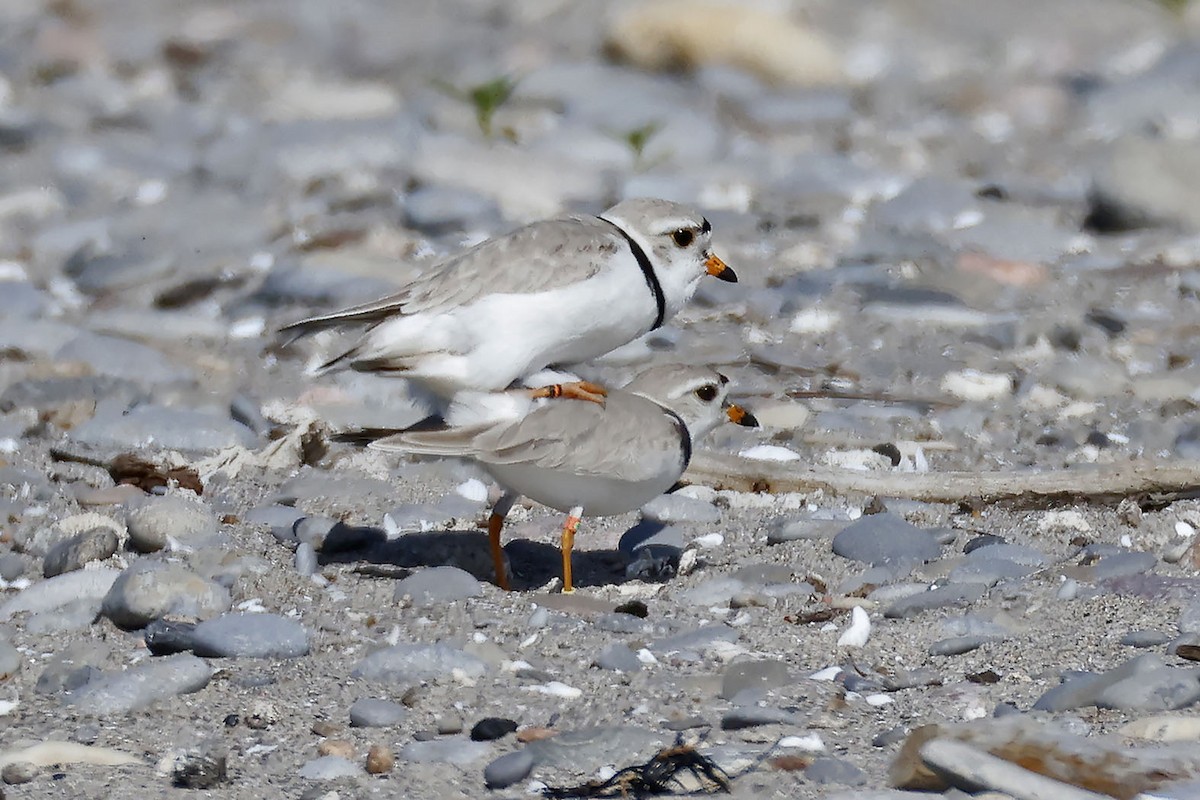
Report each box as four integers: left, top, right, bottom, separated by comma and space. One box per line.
694, 384, 718, 402
671, 228, 694, 248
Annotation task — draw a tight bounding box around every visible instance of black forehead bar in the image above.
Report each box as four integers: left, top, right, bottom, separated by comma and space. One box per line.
717, 372, 729, 384
701, 217, 711, 233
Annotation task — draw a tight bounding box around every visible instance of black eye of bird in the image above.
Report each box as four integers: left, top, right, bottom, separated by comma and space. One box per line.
671, 228, 694, 248
694, 384, 718, 402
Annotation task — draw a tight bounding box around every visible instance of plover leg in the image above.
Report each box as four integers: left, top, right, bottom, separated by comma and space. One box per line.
487, 491, 519, 591
560, 505, 584, 594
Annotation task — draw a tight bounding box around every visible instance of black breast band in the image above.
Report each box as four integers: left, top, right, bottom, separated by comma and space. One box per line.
599, 217, 666, 331
663, 408, 692, 472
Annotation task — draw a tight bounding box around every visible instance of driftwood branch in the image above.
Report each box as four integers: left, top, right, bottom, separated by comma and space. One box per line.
684, 452, 1200, 508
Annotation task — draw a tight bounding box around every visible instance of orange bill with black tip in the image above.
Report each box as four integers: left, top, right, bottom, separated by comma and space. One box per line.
705, 253, 737, 283
726, 404, 758, 427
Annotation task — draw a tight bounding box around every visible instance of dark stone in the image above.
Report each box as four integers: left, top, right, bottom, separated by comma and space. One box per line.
470, 717, 518, 742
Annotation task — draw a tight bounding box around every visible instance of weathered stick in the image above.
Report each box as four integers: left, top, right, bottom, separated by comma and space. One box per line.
684, 451, 1200, 507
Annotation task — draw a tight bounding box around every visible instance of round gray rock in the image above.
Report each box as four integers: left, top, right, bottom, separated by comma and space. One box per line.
101, 563, 231, 630
640, 494, 721, 524
393, 566, 482, 607
65, 653, 212, 715
43, 528, 119, 577
720, 659, 792, 700
593, 644, 643, 673
190, 613, 310, 659
352, 643, 488, 682
397, 739, 490, 765
349, 697, 409, 727
125, 496, 218, 553
832, 513, 942, 566
484, 750, 534, 789
297, 755, 360, 780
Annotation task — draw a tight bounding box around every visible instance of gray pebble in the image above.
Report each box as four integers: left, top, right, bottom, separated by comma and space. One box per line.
947, 558, 1034, 587
437, 713, 463, 735
527, 607, 550, 629
57, 333, 192, 384
0, 568, 120, 620
244, 505, 306, 542
394, 566, 482, 607
397, 739, 491, 764
0, 639, 19, 678
882, 667, 944, 691
640, 494, 720, 524
662, 716, 708, 731
349, 697, 408, 727
593, 644, 642, 673
1094, 663, 1200, 712
721, 706, 801, 729
190, 613, 310, 659
126, 496, 218, 553
71, 405, 254, 453
720, 659, 792, 699
65, 653, 212, 715
1179, 601, 1200, 635
297, 755, 360, 780
883, 583, 987, 619
101, 563, 231, 630
767, 514, 846, 543
593, 612, 650, 635
929, 635, 997, 656
0, 553, 27, 581
1034, 653, 1200, 712
1084, 551, 1158, 581
962, 534, 1007, 554
483, 749, 534, 789
1121, 630, 1171, 648
872, 725, 910, 747
680, 577, 746, 607
43, 528, 119, 577
1087, 135, 1200, 231
37, 662, 101, 695
294, 542, 317, 576
965, 542, 1047, 567
832, 513, 942, 566
1, 761, 38, 784
732, 563, 796, 586
352, 643, 488, 682
650, 625, 738, 657
805, 756, 867, 786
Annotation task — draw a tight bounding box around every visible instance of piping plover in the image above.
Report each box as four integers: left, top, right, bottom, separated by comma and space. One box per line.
280, 199, 736, 404
344, 365, 757, 592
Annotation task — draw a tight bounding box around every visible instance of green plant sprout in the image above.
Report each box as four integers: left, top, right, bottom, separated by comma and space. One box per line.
614, 121, 669, 172
435, 75, 519, 139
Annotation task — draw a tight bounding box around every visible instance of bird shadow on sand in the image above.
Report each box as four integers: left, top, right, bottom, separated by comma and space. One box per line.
314, 522, 646, 591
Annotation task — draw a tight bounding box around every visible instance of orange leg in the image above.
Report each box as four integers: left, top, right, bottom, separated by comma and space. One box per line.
528, 381, 608, 406
560, 505, 583, 594
487, 492, 518, 591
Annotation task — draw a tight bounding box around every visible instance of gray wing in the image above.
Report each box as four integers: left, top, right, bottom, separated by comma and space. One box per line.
279, 215, 622, 335
474, 393, 687, 484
